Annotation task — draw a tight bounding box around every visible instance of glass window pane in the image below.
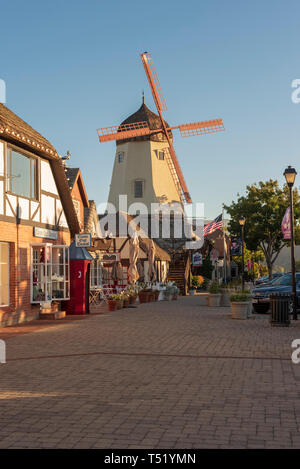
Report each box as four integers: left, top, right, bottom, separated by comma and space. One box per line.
31, 159, 37, 199
134, 180, 143, 198
11, 150, 31, 198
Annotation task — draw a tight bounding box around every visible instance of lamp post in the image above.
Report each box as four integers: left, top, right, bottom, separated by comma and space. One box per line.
239, 217, 246, 291
284, 165, 297, 320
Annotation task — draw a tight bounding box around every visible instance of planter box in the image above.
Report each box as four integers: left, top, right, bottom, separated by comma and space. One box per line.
198, 293, 209, 306
116, 300, 123, 310
220, 290, 231, 307
208, 293, 221, 307
230, 301, 250, 319
107, 300, 117, 312
129, 295, 137, 305
138, 291, 149, 304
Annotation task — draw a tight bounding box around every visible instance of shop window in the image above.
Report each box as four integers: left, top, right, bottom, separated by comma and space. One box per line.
31, 244, 69, 303
90, 259, 102, 288
6, 147, 38, 199
0, 242, 9, 306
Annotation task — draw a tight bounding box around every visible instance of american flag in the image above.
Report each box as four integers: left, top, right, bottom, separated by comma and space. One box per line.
203, 214, 223, 237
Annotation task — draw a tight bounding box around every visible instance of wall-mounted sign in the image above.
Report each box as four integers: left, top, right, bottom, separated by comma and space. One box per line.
33, 227, 58, 241
100, 252, 120, 263
75, 233, 92, 248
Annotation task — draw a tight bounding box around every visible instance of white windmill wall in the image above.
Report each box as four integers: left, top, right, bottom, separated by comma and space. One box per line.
107, 140, 182, 212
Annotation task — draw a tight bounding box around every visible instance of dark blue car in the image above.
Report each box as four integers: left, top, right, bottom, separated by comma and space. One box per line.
252, 273, 300, 313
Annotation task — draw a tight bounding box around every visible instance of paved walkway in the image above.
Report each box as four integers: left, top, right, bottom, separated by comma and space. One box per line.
1, 296, 300, 448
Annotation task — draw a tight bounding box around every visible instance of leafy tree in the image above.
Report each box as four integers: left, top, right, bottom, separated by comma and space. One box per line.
197, 257, 214, 279
232, 243, 264, 279
224, 179, 300, 278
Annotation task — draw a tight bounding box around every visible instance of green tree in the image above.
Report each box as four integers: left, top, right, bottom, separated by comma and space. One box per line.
224, 179, 300, 278
197, 257, 214, 279
232, 243, 264, 279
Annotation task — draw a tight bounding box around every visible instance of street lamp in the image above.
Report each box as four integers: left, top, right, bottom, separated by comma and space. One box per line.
284, 165, 297, 320
239, 216, 246, 290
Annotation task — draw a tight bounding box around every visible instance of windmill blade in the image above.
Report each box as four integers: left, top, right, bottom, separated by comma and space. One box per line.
140, 52, 168, 112
178, 118, 224, 138
97, 121, 151, 143
164, 144, 192, 204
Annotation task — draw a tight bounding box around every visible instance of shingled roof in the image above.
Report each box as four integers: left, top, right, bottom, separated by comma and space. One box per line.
0, 103, 58, 158
0, 103, 80, 237
117, 101, 172, 145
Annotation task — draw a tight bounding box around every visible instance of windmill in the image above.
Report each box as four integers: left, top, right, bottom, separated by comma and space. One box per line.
97, 52, 224, 205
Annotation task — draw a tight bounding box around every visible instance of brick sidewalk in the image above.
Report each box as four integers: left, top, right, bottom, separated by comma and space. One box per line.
0, 296, 300, 448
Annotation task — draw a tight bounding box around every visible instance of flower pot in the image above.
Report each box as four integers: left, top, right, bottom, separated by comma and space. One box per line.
138, 291, 149, 304
230, 301, 250, 319
129, 295, 137, 305
220, 289, 231, 307
148, 293, 155, 302
107, 300, 117, 312
116, 299, 123, 310
123, 298, 130, 308
189, 289, 195, 296
208, 293, 221, 307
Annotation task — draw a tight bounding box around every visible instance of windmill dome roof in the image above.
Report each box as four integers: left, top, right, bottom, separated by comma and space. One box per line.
117, 102, 172, 145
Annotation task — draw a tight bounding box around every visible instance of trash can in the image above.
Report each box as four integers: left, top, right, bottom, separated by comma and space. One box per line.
270, 293, 290, 327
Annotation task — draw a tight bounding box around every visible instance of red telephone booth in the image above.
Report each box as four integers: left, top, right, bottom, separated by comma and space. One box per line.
65, 241, 93, 315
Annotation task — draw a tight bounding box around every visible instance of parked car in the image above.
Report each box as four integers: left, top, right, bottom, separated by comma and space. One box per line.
255, 273, 285, 289
255, 272, 284, 287
252, 273, 300, 313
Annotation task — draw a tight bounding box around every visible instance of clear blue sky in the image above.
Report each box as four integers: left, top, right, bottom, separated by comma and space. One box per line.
2, 0, 300, 220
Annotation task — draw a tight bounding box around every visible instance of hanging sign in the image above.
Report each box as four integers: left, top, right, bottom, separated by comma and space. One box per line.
231, 237, 241, 256
75, 233, 92, 248
192, 252, 203, 266
281, 207, 291, 240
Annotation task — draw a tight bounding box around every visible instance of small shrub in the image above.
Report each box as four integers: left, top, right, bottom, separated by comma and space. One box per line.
208, 281, 221, 294
230, 292, 250, 302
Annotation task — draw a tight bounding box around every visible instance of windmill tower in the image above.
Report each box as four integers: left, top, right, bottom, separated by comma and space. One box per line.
97, 52, 225, 213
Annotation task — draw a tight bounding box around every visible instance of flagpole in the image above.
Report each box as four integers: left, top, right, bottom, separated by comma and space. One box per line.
222, 209, 226, 283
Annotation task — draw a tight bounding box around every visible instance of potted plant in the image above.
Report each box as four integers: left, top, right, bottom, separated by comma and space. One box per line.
230, 291, 251, 319
113, 294, 123, 310
207, 281, 222, 307
138, 284, 149, 303
122, 294, 130, 308
107, 296, 117, 312
189, 276, 200, 295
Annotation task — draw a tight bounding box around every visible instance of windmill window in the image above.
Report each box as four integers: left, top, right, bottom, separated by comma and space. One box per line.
118, 152, 124, 163
134, 180, 144, 198
158, 151, 165, 160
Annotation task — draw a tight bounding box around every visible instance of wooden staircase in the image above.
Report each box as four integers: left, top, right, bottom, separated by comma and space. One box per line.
168, 252, 191, 296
